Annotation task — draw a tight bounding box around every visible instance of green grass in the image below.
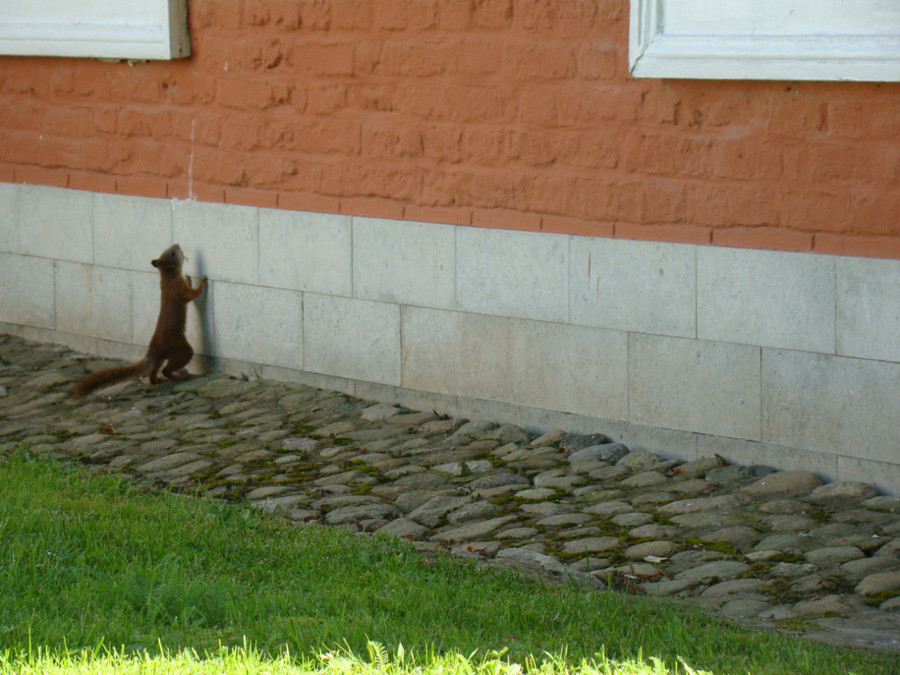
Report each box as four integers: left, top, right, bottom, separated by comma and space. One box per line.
0, 449, 894, 675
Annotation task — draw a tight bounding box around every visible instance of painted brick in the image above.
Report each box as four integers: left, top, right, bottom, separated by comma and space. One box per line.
116, 176, 168, 199
781, 188, 850, 233
848, 188, 900, 235
502, 41, 577, 80
828, 98, 900, 140
845, 236, 900, 259
559, 85, 642, 125
624, 132, 714, 178
614, 222, 712, 246
638, 85, 680, 125
340, 197, 405, 220
291, 42, 355, 76
686, 183, 777, 228
409, 0, 439, 30
191, 182, 227, 203
541, 215, 613, 238
711, 227, 814, 253
769, 92, 826, 135
278, 191, 341, 214
69, 172, 117, 195
16, 166, 68, 188
458, 38, 503, 76
813, 233, 845, 256
403, 204, 472, 227
167, 179, 191, 201
638, 179, 688, 224
304, 83, 346, 115
332, 0, 372, 29
225, 187, 278, 208
298, 0, 333, 30
576, 42, 618, 80
0, 2, 898, 258
362, 122, 424, 158
471, 208, 541, 232
380, 42, 453, 77
809, 141, 898, 184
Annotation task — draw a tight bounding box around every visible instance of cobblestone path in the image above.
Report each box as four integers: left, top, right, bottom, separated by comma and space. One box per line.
1, 334, 899, 653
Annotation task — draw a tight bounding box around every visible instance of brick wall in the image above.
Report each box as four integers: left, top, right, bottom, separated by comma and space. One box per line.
1, 0, 899, 256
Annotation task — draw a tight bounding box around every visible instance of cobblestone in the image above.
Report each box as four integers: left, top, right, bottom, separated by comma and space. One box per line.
1, 333, 899, 654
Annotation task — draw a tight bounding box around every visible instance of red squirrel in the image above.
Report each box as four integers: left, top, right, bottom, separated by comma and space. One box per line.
73, 244, 208, 398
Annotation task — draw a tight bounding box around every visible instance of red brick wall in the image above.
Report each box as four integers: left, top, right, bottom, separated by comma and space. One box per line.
2, 0, 900, 256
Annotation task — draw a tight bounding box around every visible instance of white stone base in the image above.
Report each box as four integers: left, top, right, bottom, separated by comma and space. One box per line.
3, 183, 900, 493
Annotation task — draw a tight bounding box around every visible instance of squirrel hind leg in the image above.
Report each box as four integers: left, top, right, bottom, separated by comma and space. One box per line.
148, 360, 164, 385
161, 345, 194, 380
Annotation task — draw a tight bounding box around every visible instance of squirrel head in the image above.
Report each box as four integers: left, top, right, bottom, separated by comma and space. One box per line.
152, 244, 184, 271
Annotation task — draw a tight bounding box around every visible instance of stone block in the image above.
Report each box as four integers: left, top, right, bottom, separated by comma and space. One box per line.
0, 253, 55, 329
457, 226, 568, 323
353, 217, 455, 309
836, 255, 900, 362
0, 183, 19, 253
304, 293, 400, 385
131, 270, 163, 345
763, 349, 900, 465
213, 281, 302, 369
54, 261, 133, 343
19, 186, 93, 263
507, 318, 628, 421
629, 334, 761, 440
173, 200, 258, 284
697, 246, 835, 353
401, 307, 510, 401
569, 236, 696, 337
92, 193, 173, 271
259, 208, 351, 296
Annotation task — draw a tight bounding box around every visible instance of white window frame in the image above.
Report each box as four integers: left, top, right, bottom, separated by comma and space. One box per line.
630, 0, 900, 81
0, 0, 190, 61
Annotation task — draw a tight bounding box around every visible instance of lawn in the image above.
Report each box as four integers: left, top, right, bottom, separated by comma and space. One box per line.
0, 449, 894, 675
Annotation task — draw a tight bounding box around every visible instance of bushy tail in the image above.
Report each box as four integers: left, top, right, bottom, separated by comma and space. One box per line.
73, 357, 156, 398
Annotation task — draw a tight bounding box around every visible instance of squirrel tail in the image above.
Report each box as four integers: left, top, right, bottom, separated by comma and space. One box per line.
73, 356, 157, 398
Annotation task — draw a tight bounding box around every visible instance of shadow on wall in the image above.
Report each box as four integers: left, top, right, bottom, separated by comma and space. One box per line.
193, 249, 216, 369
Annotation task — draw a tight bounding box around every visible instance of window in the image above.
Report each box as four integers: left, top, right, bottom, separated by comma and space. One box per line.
0, 0, 189, 61
630, 0, 900, 81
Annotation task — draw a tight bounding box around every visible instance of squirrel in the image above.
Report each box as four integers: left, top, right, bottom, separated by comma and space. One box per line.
73, 244, 208, 398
